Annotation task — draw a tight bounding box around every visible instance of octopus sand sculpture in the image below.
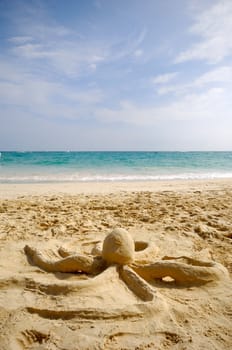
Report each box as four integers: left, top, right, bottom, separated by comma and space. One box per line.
24, 228, 229, 302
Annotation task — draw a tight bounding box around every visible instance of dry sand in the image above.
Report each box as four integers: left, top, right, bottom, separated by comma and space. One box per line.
0, 180, 232, 349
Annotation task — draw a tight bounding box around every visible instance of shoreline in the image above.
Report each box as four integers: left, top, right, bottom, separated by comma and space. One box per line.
0, 178, 232, 198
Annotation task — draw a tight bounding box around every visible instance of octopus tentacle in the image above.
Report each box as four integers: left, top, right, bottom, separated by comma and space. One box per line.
58, 246, 76, 258
131, 259, 229, 285
24, 245, 105, 274
161, 255, 218, 266
119, 265, 156, 301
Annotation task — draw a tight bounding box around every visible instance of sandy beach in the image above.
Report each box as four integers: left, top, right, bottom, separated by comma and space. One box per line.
0, 179, 232, 349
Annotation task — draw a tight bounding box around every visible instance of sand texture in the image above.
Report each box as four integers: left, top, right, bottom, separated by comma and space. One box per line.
0, 181, 232, 349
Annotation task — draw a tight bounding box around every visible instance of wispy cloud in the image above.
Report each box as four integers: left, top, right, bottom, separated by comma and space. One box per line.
1, 0, 149, 92
9, 31, 107, 77
95, 87, 231, 125
155, 65, 232, 95
175, 0, 232, 64
105, 27, 147, 63
152, 72, 178, 84
0, 59, 104, 121
194, 65, 232, 85
134, 49, 143, 57
8, 36, 33, 44
5, 2, 147, 78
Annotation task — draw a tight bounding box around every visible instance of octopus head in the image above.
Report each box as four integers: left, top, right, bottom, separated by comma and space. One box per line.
102, 228, 134, 265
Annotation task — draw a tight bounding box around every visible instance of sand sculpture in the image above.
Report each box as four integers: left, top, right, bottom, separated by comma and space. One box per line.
24, 228, 229, 301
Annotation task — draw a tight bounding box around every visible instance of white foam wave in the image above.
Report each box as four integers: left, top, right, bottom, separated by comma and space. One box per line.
1, 172, 232, 183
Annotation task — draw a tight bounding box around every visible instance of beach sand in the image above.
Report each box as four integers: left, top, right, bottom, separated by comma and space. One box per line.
0, 180, 232, 349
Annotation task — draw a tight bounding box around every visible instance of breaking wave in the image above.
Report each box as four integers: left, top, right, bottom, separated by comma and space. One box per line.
1, 172, 232, 183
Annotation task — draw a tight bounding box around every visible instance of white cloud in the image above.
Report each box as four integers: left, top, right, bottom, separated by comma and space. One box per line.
106, 28, 146, 62
134, 49, 143, 57
6, 5, 147, 78
8, 36, 33, 44
194, 66, 232, 86
95, 87, 232, 125
10, 37, 107, 77
176, 0, 232, 63
155, 65, 232, 95
8, 30, 146, 78
0, 60, 104, 121
6, 13, 100, 77
0, 59, 32, 82
152, 72, 178, 84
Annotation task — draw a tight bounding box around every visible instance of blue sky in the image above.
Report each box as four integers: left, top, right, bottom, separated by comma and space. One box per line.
0, 0, 232, 150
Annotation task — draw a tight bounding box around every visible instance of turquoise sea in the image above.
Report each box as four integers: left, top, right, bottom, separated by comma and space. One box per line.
0, 151, 232, 183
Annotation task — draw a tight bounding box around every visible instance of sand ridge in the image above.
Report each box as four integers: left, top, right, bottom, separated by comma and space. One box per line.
0, 181, 232, 349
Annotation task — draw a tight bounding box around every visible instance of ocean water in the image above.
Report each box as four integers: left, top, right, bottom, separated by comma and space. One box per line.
0, 151, 232, 183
